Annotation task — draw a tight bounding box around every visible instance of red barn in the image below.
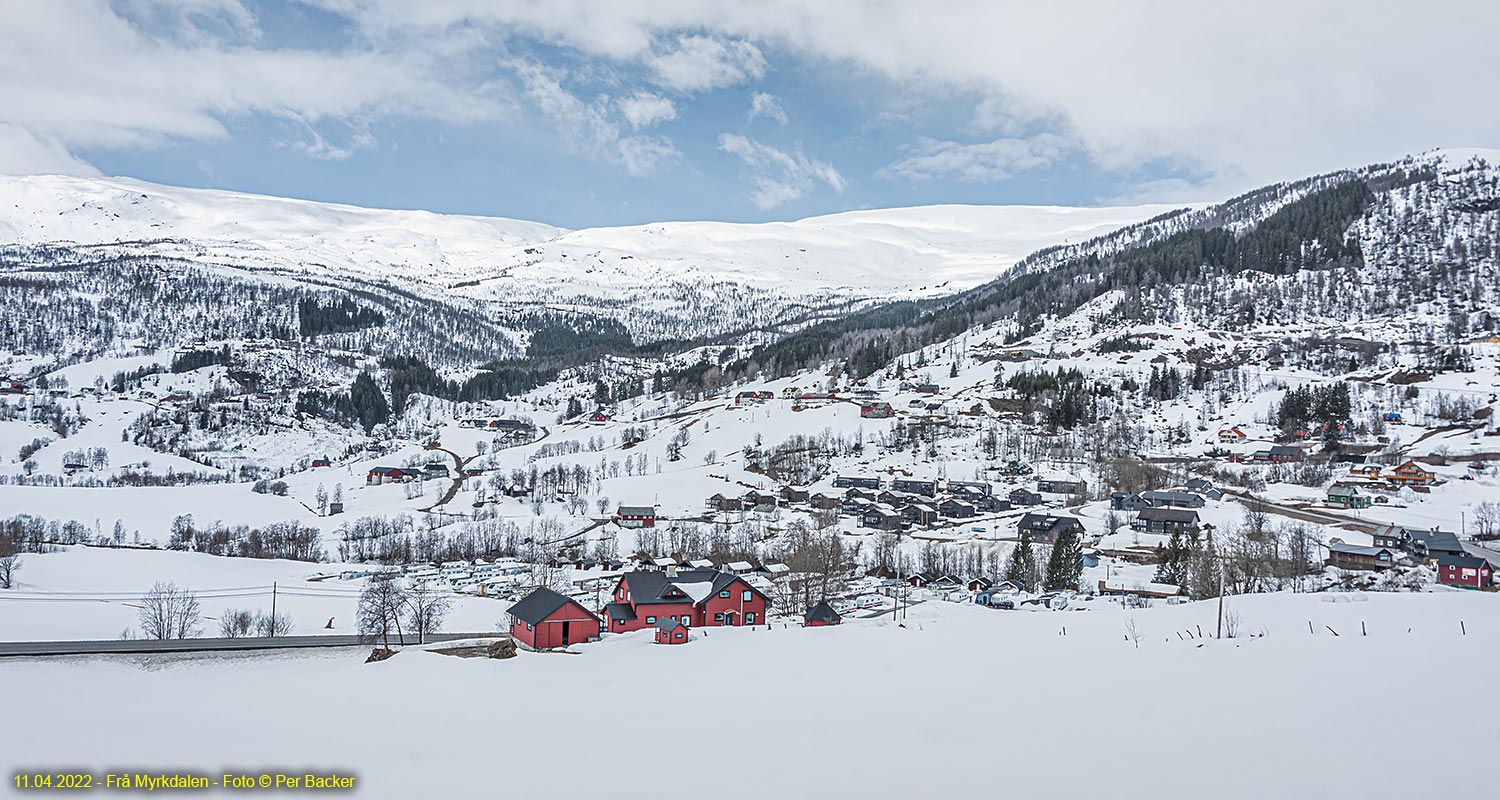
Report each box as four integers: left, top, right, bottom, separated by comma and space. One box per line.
1436, 555, 1493, 589
603, 569, 770, 633
616, 505, 657, 528
803, 600, 842, 627
507, 587, 602, 650
654, 617, 690, 644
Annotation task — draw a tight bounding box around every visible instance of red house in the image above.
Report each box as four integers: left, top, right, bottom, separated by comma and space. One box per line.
803, 600, 842, 627
1436, 555, 1493, 589
860, 402, 895, 419
507, 587, 602, 650
654, 617, 690, 644
603, 569, 770, 633
310, 457, 331, 468
616, 505, 657, 528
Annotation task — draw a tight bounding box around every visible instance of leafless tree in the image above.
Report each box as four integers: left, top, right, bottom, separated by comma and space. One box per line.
358, 574, 409, 648
403, 581, 452, 644
1124, 616, 1144, 648
256, 610, 295, 637
0, 553, 21, 589
218, 609, 255, 637
138, 581, 202, 640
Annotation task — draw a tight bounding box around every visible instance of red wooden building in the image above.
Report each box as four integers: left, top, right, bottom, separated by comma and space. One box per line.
1436, 555, 1493, 589
507, 587, 602, 650
615, 505, 657, 528
603, 569, 770, 633
654, 617, 689, 644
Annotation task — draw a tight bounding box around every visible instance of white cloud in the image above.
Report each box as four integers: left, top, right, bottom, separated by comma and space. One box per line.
882, 133, 1072, 183
318, 1, 1500, 197
718, 133, 843, 209
513, 62, 679, 176
648, 35, 766, 93
0, 123, 100, 176
748, 92, 789, 125
617, 92, 676, 129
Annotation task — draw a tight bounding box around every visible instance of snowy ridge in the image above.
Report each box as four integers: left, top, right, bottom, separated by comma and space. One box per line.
0, 174, 1176, 310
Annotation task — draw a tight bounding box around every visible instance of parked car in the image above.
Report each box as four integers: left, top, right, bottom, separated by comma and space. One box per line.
992, 598, 1016, 610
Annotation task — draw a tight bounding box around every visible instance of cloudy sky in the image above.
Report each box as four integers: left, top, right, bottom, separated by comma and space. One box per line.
2, 0, 1496, 227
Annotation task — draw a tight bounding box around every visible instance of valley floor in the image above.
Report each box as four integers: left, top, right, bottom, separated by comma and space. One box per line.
1, 591, 1493, 800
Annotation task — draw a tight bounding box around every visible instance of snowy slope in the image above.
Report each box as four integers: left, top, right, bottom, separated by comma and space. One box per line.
0, 174, 1176, 302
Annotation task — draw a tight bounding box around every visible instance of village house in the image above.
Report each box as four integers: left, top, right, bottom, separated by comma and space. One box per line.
1016, 513, 1083, 544
615, 505, 657, 528
507, 587, 602, 650
310, 456, 331, 468
1131, 507, 1201, 535
603, 569, 771, 633
1252, 445, 1304, 463
1217, 427, 1248, 444
891, 478, 938, 496
809, 492, 841, 510
861, 506, 907, 531
779, 486, 811, 504
860, 402, 895, 419
936, 498, 976, 518
1386, 460, 1436, 486
1409, 529, 1465, 560
1370, 524, 1411, 550
833, 475, 881, 490
947, 480, 993, 497
903, 504, 939, 527
803, 600, 842, 627
706, 493, 746, 512
1326, 541, 1397, 571
1037, 476, 1087, 494
366, 466, 415, 485
1141, 489, 1206, 509
1110, 492, 1147, 511
1009, 488, 1044, 506
974, 495, 1011, 513
1326, 484, 1371, 508
1436, 555, 1493, 589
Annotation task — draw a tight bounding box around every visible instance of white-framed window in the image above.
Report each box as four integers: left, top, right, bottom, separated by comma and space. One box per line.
714, 613, 725, 622
526, 623, 533, 631
681, 615, 691, 625
645, 616, 656, 624
742, 590, 753, 602
718, 590, 730, 598
746, 612, 756, 624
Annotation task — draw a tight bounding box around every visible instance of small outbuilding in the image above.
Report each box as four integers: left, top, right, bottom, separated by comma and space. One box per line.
803, 600, 843, 627
654, 617, 690, 644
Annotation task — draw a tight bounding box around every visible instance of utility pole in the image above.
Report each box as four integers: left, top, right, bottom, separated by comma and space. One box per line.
270, 581, 278, 638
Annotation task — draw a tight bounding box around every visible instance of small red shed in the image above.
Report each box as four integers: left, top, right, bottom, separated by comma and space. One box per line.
508, 587, 602, 650
654, 617, 689, 644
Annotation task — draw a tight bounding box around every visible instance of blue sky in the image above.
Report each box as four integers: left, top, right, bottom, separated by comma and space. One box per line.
2, 1, 1496, 229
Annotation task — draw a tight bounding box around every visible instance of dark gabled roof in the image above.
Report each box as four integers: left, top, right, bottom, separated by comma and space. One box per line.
618, 505, 656, 516
804, 600, 842, 623
1436, 554, 1488, 570
1136, 507, 1200, 523
618, 569, 770, 608
1329, 542, 1391, 557
655, 617, 683, 632
604, 602, 637, 621
509, 587, 591, 625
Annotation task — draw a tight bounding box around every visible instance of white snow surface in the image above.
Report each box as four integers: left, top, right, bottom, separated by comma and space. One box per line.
0, 591, 1494, 799
0, 174, 1177, 300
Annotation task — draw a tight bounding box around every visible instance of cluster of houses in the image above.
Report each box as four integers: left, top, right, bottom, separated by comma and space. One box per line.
1324, 460, 1443, 507
1327, 525, 1498, 589
366, 461, 454, 485
506, 565, 776, 649
831, 476, 1012, 531
458, 417, 534, 434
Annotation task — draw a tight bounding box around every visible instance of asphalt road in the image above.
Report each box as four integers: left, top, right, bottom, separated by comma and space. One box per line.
0, 631, 502, 658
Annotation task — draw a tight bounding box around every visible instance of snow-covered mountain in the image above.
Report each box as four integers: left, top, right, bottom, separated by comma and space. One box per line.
0, 174, 1176, 340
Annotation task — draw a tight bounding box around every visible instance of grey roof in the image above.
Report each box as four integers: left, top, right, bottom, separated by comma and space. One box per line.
804, 600, 842, 623
1268, 445, 1302, 456
1136, 507, 1200, 524
1328, 542, 1392, 558
654, 617, 683, 632
604, 602, 637, 621
618, 505, 656, 516
1410, 530, 1464, 554
509, 587, 592, 625
1142, 489, 1204, 506
617, 569, 768, 608
1436, 554, 1488, 569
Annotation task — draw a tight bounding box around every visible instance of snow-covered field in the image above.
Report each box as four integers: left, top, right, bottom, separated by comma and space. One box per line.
1, 591, 1492, 799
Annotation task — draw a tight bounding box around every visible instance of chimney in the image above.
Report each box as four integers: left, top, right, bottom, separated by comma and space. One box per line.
665, 565, 677, 578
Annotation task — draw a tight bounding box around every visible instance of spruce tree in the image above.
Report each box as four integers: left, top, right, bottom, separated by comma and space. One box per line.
1004, 533, 1038, 590
1044, 527, 1084, 591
